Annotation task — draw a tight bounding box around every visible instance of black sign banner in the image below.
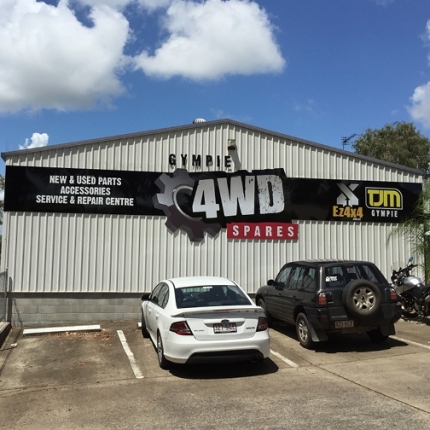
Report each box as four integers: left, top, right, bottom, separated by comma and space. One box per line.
5, 166, 422, 230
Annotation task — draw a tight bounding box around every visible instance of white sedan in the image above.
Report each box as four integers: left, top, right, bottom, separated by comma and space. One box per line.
141, 276, 270, 369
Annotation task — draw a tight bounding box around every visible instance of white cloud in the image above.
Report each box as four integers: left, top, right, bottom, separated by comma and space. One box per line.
408, 19, 430, 128
76, 0, 172, 11
133, 0, 286, 80
408, 82, 430, 128
374, 0, 394, 5
19, 133, 50, 150
0, 0, 130, 113
0, 0, 285, 113
294, 99, 315, 113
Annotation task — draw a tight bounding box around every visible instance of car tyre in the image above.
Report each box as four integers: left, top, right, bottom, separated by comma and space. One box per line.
157, 332, 169, 370
257, 298, 273, 327
342, 280, 381, 318
367, 327, 389, 343
296, 312, 314, 349
141, 312, 150, 338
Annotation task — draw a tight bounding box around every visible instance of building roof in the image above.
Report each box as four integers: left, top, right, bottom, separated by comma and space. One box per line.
1, 118, 424, 176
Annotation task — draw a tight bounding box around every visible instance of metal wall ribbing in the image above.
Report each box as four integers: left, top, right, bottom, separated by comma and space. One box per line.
1, 120, 423, 297
1, 213, 413, 294
7, 122, 420, 181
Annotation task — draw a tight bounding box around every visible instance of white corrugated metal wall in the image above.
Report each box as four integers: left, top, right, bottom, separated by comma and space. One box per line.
1, 121, 423, 294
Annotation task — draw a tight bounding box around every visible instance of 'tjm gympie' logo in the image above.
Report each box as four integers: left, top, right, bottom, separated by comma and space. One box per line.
365, 187, 403, 219
365, 188, 403, 210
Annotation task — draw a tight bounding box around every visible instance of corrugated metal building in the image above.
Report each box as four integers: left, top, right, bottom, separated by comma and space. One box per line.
1, 119, 424, 326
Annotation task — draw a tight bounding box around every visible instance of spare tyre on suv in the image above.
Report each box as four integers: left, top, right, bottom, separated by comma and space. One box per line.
255, 260, 401, 349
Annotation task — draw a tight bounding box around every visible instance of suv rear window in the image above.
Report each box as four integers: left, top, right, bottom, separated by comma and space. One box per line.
324, 263, 386, 288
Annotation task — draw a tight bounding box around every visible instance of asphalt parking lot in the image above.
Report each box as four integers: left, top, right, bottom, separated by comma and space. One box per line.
1, 318, 430, 429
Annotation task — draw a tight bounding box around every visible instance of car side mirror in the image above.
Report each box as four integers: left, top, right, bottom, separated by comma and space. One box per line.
141, 293, 151, 301
268, 279, 284, 290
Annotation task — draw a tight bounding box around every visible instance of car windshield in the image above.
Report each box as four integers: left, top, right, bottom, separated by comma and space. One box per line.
324, 263, 386, 288
175, 285, 252, 308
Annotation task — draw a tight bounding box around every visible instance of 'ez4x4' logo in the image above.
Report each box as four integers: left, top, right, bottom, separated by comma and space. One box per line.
332, 183, 364, 220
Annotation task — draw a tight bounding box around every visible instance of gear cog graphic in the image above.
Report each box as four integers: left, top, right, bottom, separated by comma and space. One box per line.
153, 169, 223, 242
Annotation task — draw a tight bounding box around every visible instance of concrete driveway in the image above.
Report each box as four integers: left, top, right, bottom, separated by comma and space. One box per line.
0, 318, 429, 429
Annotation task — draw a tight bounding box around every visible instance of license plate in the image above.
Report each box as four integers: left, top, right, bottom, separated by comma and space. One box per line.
213, 323, 237, 333
335, 320, 354, 329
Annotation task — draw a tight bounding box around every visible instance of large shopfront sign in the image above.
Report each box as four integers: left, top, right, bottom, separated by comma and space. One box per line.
5, 166, 422, 242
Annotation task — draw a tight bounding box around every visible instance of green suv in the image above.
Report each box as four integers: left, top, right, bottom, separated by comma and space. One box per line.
255, 260, 402, 348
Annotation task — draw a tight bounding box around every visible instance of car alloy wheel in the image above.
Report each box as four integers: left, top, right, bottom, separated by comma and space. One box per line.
296, 313, 314, 349
157, 333, 169, 370
342, 280, 381, 317
353, 286, 375, 310
141, 313, 150, 338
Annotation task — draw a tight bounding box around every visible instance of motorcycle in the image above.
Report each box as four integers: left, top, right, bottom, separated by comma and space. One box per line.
391, 257, 430, 318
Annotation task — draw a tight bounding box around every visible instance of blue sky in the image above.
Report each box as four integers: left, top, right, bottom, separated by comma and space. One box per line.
1, 0, 430, 175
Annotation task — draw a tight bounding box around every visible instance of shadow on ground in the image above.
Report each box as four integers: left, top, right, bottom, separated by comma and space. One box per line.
168, 357, 279, 380
270, 320, 409, 354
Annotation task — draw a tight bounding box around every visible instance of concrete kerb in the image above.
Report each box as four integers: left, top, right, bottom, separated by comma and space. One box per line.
22, 324, 101, 336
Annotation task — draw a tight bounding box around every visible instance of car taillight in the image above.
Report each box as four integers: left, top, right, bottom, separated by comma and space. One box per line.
317, 293, 327, 306
257, 316, 268, 332
389, 288, 399, 301
170, 321, 193, 335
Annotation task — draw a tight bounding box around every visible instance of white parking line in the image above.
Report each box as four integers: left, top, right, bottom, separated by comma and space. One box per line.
392, 335, 430, 351
270, 349, 299, 368
117, 330, 144, 379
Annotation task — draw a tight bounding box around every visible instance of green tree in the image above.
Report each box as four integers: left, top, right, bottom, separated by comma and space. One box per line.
352, 122, 430, 172
387, 180, 430, 283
